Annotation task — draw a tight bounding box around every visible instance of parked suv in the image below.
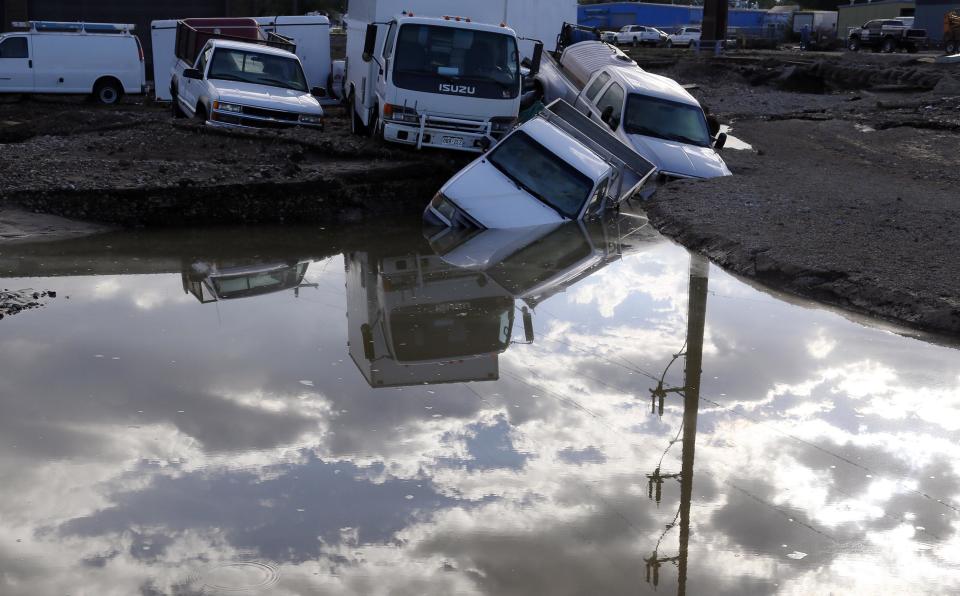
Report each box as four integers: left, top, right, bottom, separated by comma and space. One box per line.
604, 25, 666, 47
847, 19, 927, 53
666, 26, 701, 48
0, 21, 145, 104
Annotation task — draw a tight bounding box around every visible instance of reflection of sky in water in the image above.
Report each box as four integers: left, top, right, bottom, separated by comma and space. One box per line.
0, 229, 959, 595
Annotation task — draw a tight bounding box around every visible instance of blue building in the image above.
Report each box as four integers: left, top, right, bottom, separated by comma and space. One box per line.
578, 1, 775, 35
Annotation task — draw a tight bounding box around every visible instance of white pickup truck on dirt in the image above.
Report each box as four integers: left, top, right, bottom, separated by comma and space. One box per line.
603, 25, 666, 47
169, 19, 324, 129
536, 40, 729, 182
423, 99, 655, 230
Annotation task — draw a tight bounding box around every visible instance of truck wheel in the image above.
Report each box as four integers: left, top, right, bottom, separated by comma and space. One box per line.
170, 90, 186, 118
93, 78, 122, 105
666, 40, 673, 48
195, 104, 208, 124
848, 38, 860, 52
946, 39, 958, 54
632, 36, 638, 47
881, 37, 896, 53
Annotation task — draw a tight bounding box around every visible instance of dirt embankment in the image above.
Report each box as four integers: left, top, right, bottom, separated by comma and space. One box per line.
0, 289, 56, 321
0, 96, 467, 226
634, 49, 960, 336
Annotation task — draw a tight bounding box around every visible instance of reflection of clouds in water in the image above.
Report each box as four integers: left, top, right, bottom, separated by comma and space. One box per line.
1, 238, 960, 594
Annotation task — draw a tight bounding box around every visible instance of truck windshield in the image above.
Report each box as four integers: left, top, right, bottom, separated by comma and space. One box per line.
208, 48, 307, 92
487, 131, 594, 220
624, 94, 711, 147
393, 24, 520, 99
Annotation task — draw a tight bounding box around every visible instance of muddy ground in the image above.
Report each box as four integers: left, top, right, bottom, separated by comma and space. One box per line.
633, 48, 960, 336
0, 95, 467, 226
0, 48, 958, 335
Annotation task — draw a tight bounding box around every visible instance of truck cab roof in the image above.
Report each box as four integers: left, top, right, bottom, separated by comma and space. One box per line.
390, 14, 518, 37
603, 65, 702, 108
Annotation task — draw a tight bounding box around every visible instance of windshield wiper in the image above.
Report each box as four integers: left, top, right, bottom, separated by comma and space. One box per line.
628, 125, 706, 146
257, 77, 305, 91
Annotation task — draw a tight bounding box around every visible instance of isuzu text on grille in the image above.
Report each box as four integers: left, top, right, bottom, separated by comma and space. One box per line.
439, 84, 476, 95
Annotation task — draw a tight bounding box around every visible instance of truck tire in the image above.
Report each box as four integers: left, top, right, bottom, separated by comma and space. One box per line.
195, 104, 208, 124
881, 37, 897, 53
632, 36, 638, 47
848, 37, 861, 51
93, 78, 123, 105
946, 38, 958, 54
666, 40, 673, 48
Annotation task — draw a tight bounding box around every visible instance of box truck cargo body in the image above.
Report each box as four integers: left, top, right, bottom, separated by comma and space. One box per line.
346, 0, 577, 58
152, 15, 331, 101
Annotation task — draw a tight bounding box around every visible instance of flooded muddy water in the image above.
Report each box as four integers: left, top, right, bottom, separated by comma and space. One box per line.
1, 217, 959, 595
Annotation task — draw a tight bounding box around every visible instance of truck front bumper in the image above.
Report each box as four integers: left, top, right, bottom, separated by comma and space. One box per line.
383, 114, 500, 153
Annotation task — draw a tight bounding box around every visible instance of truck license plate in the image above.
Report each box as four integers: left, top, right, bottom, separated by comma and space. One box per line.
441, 136, 464, 147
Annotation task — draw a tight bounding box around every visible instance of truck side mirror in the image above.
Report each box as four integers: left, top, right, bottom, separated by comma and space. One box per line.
183, 68, 202, 80
714, 132, 727, 150
362, 24, 378, 62
529, 42, 544, 77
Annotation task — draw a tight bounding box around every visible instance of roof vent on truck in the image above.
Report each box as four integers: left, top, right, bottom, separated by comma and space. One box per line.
12, 21, 135, 33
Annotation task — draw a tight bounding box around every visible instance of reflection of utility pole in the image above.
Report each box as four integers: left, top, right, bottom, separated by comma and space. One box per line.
644, 254, 710, 596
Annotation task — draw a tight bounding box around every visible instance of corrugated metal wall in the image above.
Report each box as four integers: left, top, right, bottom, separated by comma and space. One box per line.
916, 0, 960, 40
836, 1, 914, 37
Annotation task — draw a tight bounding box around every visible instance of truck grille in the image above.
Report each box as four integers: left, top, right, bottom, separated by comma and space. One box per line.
241, 106, 301, 122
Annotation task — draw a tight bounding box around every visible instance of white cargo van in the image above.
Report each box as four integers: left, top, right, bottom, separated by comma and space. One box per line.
0, 21, 145, 104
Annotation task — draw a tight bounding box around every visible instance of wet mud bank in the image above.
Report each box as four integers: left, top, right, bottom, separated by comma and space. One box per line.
646, 118, 960, 337
633, 49, 960, 337
0, 98, 463, 226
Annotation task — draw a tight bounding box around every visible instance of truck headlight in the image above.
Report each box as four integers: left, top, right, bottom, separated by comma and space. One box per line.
213, 101, 243, 113
384, 104, 419, 123
299, 114, 323, 125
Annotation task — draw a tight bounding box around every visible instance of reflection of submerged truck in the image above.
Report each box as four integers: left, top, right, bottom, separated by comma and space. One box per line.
346, 250, 517, 387
183, 259, 311, 303
347, 215, 656, 388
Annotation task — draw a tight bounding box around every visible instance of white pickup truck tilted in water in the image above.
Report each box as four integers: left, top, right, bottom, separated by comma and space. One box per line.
423, 99, 656, 230
169, 19, 324, 129
536, 41, 729, 182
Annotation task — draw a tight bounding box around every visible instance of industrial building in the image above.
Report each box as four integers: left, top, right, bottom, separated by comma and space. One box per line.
578, 1, 790, 39
836, 0, 915, 37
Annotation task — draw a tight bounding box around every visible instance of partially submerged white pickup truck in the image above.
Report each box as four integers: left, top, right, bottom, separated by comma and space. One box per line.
536, 40, 729, 181
169, 19, 324, 129
423, 99, 655, 230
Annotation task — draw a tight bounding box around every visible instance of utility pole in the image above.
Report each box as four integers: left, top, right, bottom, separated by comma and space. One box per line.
701, 0, 729, 53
